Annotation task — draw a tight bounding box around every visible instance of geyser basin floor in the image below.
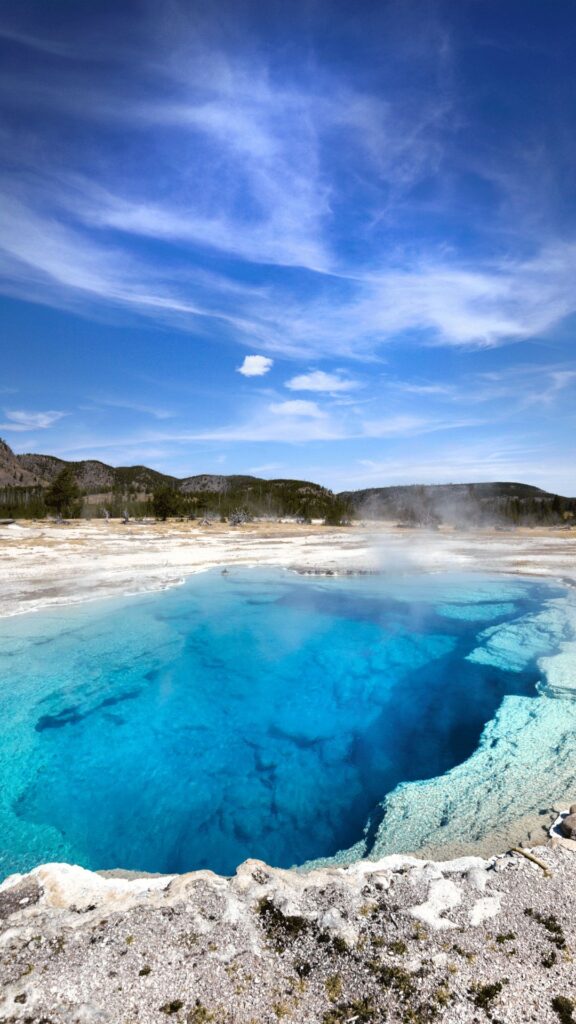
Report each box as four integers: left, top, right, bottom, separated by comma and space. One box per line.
0, 569, 574, 879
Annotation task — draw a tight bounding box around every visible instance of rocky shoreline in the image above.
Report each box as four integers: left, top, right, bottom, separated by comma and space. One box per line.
1, 835, 575, 1024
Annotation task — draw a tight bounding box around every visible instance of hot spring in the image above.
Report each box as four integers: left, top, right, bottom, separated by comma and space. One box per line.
0, 568, 574, 880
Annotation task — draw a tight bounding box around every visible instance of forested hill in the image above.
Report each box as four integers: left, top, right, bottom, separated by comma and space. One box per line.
340, 481, 576, 526
0, 440, 339, 520
0, 438, 574, 524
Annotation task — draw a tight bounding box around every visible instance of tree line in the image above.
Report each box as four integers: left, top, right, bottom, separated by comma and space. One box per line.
0, 469, 351, 523
1, 467, 573, 526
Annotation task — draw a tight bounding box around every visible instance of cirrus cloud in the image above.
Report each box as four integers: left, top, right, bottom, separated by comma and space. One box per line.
0, 409, 66, 431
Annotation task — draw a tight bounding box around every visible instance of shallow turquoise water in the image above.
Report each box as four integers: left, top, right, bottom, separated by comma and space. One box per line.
0, 569, 569, 878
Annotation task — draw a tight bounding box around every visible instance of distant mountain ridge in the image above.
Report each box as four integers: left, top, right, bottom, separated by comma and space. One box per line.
14, 451, 172, 494
1, 445, 329, 497
0, 439, 339, 520
0, 438, 574, 524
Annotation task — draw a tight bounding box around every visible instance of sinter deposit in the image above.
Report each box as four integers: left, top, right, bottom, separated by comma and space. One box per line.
1, 839, 576, 1023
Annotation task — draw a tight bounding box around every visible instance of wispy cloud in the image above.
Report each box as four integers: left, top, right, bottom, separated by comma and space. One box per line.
43, 404, 478, 451
259, 244, 576, 354
0, 189, 259, 338
464, 363, 576, 408
0, 409, 66, 431
384, 363, 576, 410
7, 185, 575, 359
285, 371, 361, 393
1, 10, 576, 360
89, 397, 174, 420
268, 400, 325, 419
21, 37, 450, 275
68, 403, 486, 449
390, 380, 456, 397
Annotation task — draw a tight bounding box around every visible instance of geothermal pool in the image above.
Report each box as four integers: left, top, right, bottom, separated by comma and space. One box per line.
0, 569, 573, 879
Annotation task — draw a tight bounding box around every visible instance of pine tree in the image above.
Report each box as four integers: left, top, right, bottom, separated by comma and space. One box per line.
45, 467, 81, 518
152, 486, 182, 521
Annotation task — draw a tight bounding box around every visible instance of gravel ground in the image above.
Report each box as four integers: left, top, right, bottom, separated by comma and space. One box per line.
0, 841, 575, 1024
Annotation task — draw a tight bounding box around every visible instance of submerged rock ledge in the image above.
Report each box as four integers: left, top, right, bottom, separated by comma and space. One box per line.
1, 840, 575, 1023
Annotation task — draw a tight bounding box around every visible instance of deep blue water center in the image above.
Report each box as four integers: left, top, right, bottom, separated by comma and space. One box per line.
0, 569, 566, 879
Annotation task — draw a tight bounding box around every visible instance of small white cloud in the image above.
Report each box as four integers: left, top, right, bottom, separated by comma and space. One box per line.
285, 370, 360, 393
268, 399, 324, 418
0, 409, 66, 431
237, 355, 274, 377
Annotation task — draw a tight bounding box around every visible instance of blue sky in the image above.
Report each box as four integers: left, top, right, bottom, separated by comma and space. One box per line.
1, 0, 575, 494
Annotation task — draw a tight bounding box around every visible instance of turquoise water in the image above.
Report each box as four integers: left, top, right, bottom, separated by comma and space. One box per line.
0, 569, 569, 879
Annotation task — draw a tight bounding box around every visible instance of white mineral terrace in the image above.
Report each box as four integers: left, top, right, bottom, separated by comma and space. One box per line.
1, 518, 576, 619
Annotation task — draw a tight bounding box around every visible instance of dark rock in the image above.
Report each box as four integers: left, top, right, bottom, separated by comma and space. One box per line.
559, 813, 576, 839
